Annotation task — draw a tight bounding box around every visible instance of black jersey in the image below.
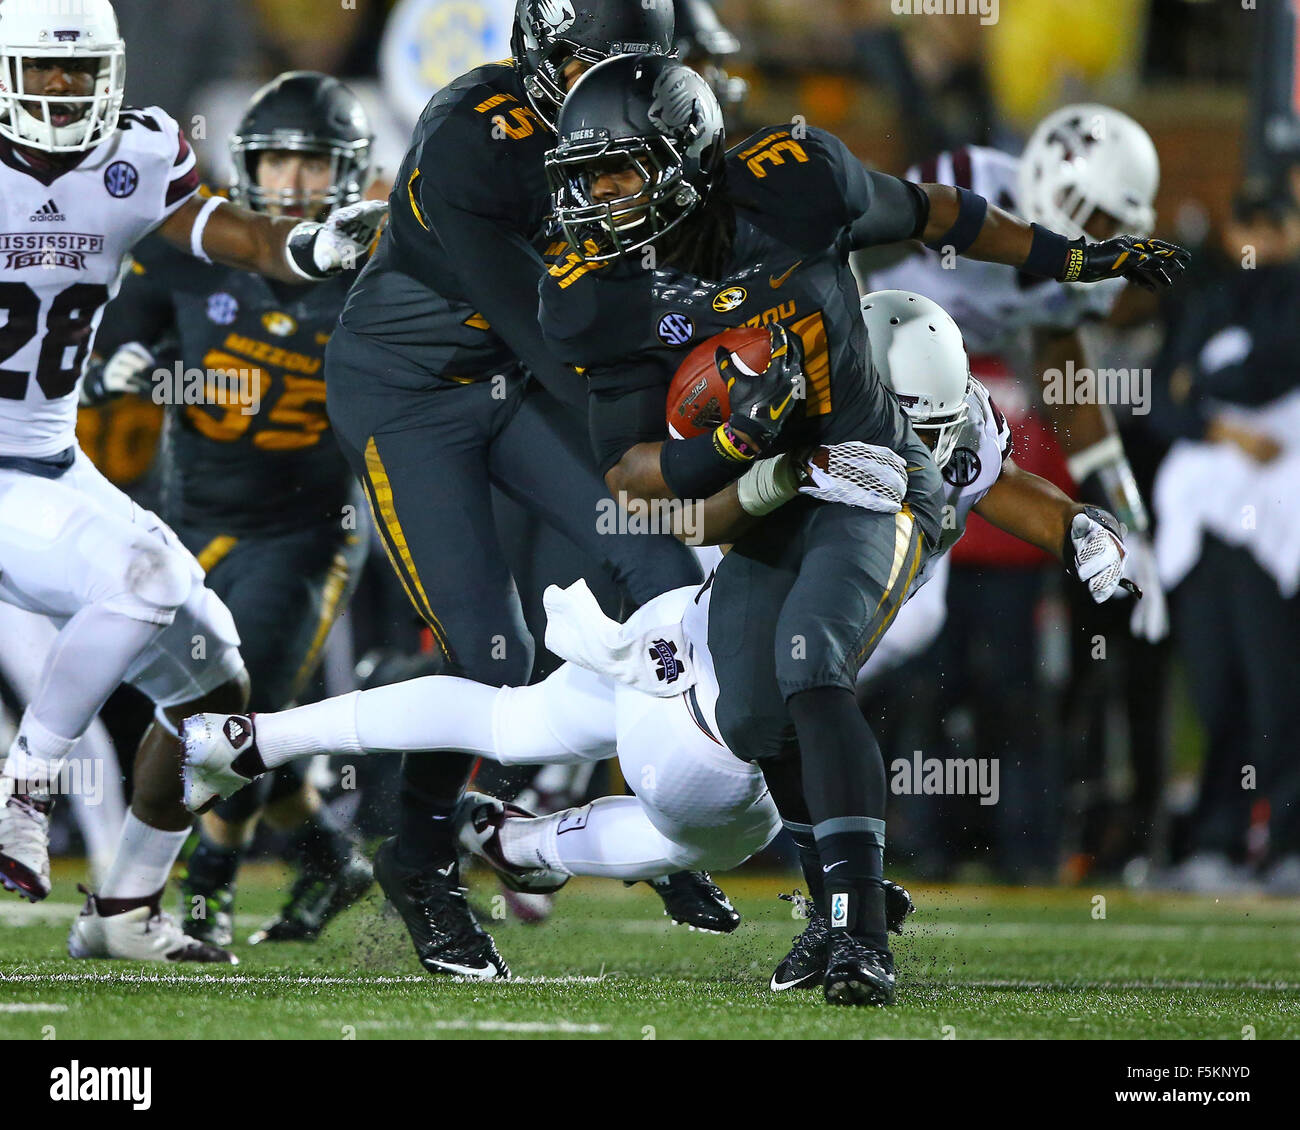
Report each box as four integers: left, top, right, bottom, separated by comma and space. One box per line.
339, 61, 578, 399
539, 126, 930, 474
95, 235, 356, 534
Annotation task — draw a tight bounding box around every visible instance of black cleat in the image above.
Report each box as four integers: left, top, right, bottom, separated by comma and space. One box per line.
770, 882, 913, 991
883, 878, 915, 934
178, 873, 235, 948
373, 838, 509, 980
639, 870, 740, 933
248, 851, 374, 944
823, 933, 896, 1007
771, 898, 827, 991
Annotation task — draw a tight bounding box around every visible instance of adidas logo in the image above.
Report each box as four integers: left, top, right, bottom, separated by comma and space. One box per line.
30, 199, 64, 223
221, 716, 251, 750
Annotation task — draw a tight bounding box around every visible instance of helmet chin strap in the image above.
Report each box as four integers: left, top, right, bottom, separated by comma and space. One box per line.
13, 102, 90, 151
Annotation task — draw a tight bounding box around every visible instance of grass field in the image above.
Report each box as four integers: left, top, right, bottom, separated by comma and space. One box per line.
2, 860, 1298, 1040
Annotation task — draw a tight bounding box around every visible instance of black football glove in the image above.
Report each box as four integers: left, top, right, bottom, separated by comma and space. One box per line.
1061, 235, 1191, 291
717, 322, 804, 453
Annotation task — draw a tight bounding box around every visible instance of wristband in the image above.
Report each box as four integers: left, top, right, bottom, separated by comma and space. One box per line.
924, 187, 988, 255
189, 195, 226, 264
737, 454, 800, 516
1023, 222, 1075, 280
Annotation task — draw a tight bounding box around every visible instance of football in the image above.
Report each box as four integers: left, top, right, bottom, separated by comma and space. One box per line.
665, 325, 772, 438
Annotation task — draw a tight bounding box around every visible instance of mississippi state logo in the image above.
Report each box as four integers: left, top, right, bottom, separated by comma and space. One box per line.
712, 286, 747, 313
262, 311, 298, 337
207, 292, 239, 325
943, 446, 981, 488
104, 161, 138, 198
657, 312, 694, 346
222, 716, 253, 751
649, 638, 685, 684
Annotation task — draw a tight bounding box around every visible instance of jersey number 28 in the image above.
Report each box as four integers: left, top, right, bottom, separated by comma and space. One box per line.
0, 282, 109, 401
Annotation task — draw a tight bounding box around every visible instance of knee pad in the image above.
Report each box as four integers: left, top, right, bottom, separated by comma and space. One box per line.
120, 538, 193, 616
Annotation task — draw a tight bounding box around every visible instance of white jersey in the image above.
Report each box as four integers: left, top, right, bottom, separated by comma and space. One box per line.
0, 107, 199, 457
872, 146, 1125, 355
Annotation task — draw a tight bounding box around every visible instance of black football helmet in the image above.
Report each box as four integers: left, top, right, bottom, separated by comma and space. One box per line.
511, 0, 675, 131
547, 53, 726, 261
673, 0, 748, 116
229, 71, 373, 219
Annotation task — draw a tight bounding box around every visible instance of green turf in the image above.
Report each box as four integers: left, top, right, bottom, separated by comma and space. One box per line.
2, 861, 1298, 1039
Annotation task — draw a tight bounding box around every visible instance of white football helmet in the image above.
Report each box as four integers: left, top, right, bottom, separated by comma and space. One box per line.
861, 290, 971, 470
1018, 103, 1159, 241
0, 0, 125, 153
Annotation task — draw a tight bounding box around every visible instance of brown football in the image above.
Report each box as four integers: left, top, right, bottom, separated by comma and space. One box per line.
665, 325, 772, 438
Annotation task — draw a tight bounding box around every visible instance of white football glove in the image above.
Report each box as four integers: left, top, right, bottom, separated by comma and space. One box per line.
798, 440, 909, 513
1068, 509, 1128, 603
1122, 533, 1169, 642
79, 342, 155, 405
286, 200, 388, 280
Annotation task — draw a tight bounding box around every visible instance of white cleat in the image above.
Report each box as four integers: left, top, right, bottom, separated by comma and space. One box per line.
68, 888, 239, 964
455, 791, 570, 895
180, 713, 260, 813
0, 779, 53, 902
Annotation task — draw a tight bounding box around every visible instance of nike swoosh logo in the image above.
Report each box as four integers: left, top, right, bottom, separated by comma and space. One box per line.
769, 261, 802, 288
822, 860, 847, 873
769, 392, 794, 419
770, 970, 820, 991
423, 958, 501, 979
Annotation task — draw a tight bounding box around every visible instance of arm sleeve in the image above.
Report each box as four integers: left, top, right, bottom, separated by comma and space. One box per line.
809, 129, 926, 247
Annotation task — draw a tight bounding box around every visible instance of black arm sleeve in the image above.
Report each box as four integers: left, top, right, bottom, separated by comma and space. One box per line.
420, 178, 584, 410
848, 172, 929, 249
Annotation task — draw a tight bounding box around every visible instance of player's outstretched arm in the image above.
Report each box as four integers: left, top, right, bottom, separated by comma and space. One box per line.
913, 183, 1190, 290
156, 195, 387, 284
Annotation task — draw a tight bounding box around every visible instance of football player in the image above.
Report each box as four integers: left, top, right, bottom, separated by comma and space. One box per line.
0, 0, 384, 965
87, 72, 379, 949
181, 292, 1131, 987
870, 105, 1168, 641
536, 55, 1187, 1004
321, 0, 733, 981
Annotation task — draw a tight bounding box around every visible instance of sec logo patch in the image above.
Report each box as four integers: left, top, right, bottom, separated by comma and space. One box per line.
104, 161, 138, 198
206, 293, 239, 325
263, 311, 298, 337
943, 447, 981, 488
657, 312, 694, 346
712, 286, 747, 313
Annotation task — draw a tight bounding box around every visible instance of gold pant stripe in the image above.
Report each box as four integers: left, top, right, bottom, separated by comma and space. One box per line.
862, 515, 924, 658
196, 534, 238, 574
288, 549, 353, 701
361, 437, 452, 660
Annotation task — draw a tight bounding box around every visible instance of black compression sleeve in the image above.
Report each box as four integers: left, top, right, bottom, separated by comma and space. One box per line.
848, 171, 931, 249
660, 426, 753, 500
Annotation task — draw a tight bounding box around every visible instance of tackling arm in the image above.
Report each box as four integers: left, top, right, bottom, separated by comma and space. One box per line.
973, 455, 1080, 559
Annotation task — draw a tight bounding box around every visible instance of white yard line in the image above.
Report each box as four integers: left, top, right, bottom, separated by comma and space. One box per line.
330, 1018, 608, 1033
0, 1002, 67, 1012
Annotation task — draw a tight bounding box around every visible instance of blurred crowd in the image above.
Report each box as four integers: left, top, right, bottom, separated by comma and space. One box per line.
15, 0, 1295, 895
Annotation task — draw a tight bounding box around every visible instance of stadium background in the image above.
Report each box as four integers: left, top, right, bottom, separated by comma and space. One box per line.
10, 0, 1296, 903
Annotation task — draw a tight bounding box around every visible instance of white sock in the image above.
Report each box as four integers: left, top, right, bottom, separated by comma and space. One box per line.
499, 796, 684, 881
4, 710, 78, 797
97, 811, 190, 900
254, 691, 363, 769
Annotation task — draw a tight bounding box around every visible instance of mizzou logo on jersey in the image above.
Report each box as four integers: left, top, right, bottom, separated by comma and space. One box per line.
262, 311, 298, 338
712, 286, 747, 313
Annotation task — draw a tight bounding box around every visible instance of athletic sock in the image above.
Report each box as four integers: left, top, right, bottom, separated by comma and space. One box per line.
783, 820, 826, 914
253, 691, 362, 768
291, 805, 355, 875
395, 767, 464, 869
183, 835, 241, 894
4, 710, 78, 799
787, 686, 890, 949
98, 812, 190, 902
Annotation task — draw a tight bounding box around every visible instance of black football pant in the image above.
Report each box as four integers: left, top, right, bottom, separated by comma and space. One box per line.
326, 326, 702, 860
